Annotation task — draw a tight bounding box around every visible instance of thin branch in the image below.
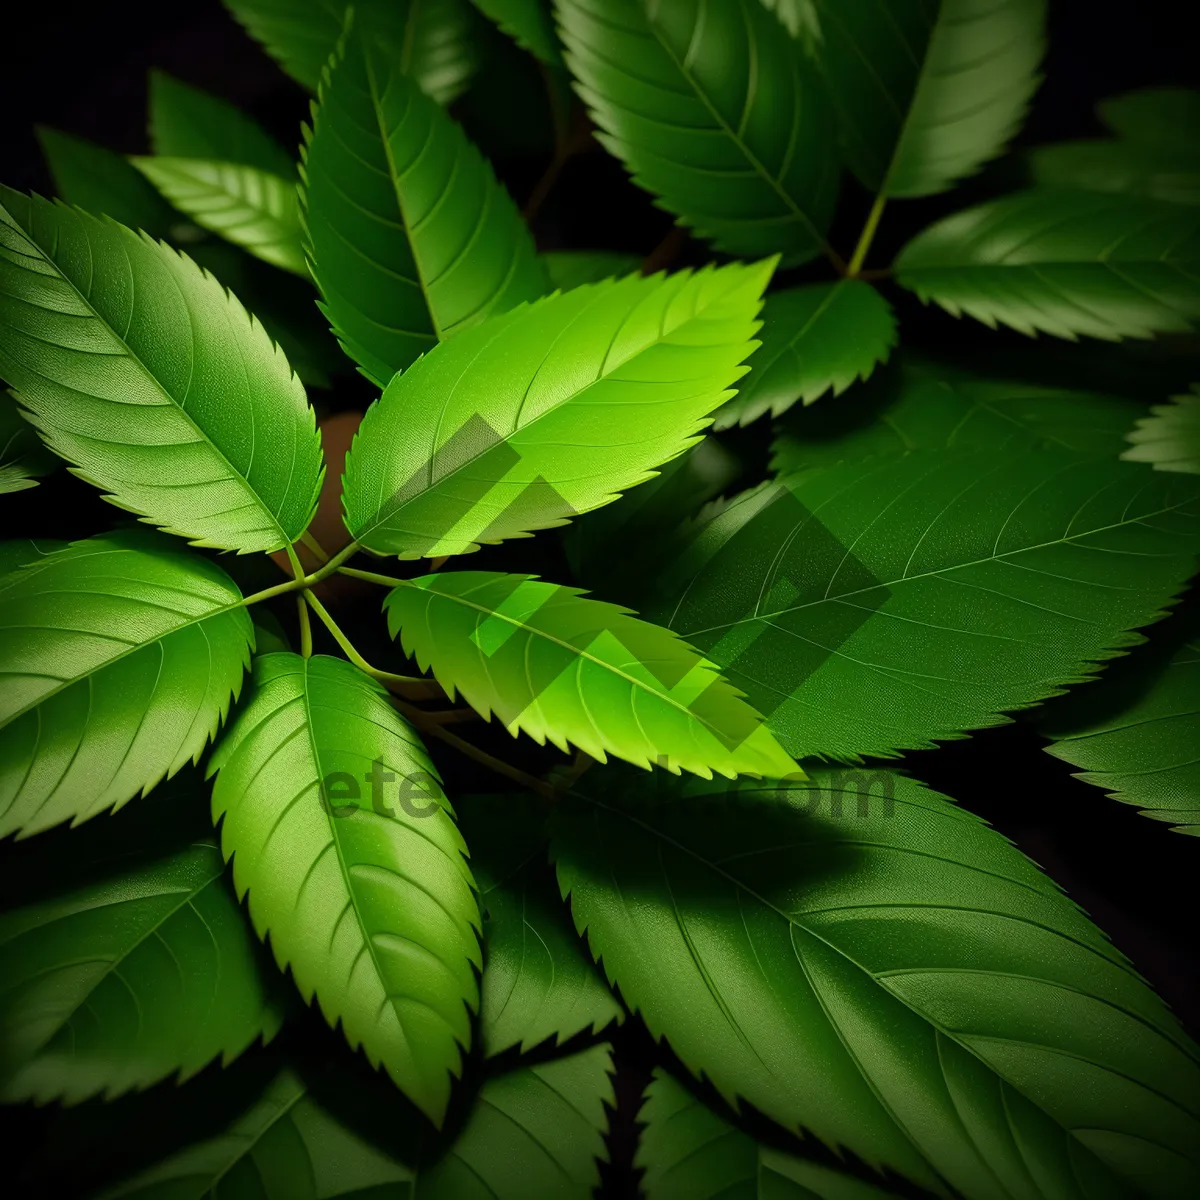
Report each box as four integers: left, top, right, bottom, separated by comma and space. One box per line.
304, 592, 425, 686
846, 194, 888, 278
297, 594, 313, 658
299, 531, 329, 563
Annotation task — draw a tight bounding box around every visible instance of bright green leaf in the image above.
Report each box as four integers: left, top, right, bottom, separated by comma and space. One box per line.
0, 532, 252, 839
133, 157, 307, 275
148, 70, 297, 177
0, 390, 55, 493
0, 187, 324, 552
302, 27, 547, 385
895, 189, 1200, 341
555, 0, 839, 265
472, 0, 561, 65
1099, 87, 1200, 148
554, 769, 1200, 1199
637, 449, 1200, 762
0, 798, 282, 1105
208, 653, 481, 1127
342, 262, 771, 558
541, 249, 640, 290
223, 0, 478, 102
458, 793, 622, 1056
639, 1069, 899, 1200
1123, 385, 1200, 475
712, 281, 896, 430
803, 0, 1046, 197
1028, 140, 1200, 207
383, 571, 799, 779
0, 537, 65, 578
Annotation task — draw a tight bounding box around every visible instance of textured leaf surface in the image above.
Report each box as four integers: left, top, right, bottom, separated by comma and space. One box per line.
0, 389, 54, 492
1123, 385, 1200, 475
542, 249, 640, 290
458, 793, 622, 1056
0, 532, 252, 839
208, 653, 480, 1126
148, 70, 297, 177
639, 1069, 898, 1199
0, 806, 281, 1105
895, 189, 1200, 341
1099, 88, 1200, 148
770, 364, 1143, 475
302, 29, 546, 386
0, 537, 65, 578
1042, 606, 1200, 836
556, 0, 839, 265
712, 281, 895, 429
804, 0, 1045, 196
473, 0, 561, 64
223, 0, 477, 102
342, 262, 771, 557
638, 448, 1200, 762
554, 769, 1200, 1199
0, 188, 324, 551
100, 1044, 613, 1198
1029, 140, 1200, 207
134, 157, 306, 275
384, 571, 798, 779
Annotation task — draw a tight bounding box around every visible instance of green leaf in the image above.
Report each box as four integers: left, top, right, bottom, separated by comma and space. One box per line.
0, 188, 324, 552
37, 126, 177, 236
639, 1068, 899, 1199
1123, 385, 1200, 475
637, 448, 1200, 762
98, 1044, 613, 1198
0, 389, 55, 493
148, 70, 297, 177
711, 281, 896, 430
0, 537, 65, 578
383, 571, 798, 779
553, 769, 1200, 1199
1099, 87, 1200, 149
252, 608, 292, 655
1042, 605, 1200, 836
0, 796, 282, 1105
1028, 140, 1200, 207
341, 261, 772, 558
803, 0, 1046, 197
555, 0, 839, 265
0, 532, 253, 839
541, 249, 641, 290
472, 0, 561, 65
223, 0, 478, 102
132, 157, 307, 275
770, 363, 1144, 475
301, 27, 547, 387
208, 652, 481, 1127
759, 0, 819, 40
457, 793, 622, 1056
895, 189, 1200, 341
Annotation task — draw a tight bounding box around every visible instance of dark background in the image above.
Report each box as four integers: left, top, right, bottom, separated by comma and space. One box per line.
2, 1, 1199, 1196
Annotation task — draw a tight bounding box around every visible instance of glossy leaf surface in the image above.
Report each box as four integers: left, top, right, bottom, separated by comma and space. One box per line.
1123, 385, 1200, 475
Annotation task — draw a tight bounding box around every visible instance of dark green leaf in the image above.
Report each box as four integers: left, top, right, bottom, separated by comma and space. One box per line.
133, 157, 307, 275
223, 0, 478, 102
638, 449, 1200, 762
383, 571, 798, 778
554, 769, 1200, 1198
895, 189, 1200, 341
759, 0, 819, 40
208, 653, 481, 1127
252, 608, 292, 655
0, 537, 65, 578
472, 0, 561, 64
341, 262, 771, 558
542, 249, 641, 290
712, 281, 896, 430
0, 187, 325, 552
1123, 385, 1200, 475
302, 27, 546, 385
0, 532, 253, 838
556, 0, 839, 265
458, 793, 623, 1056
0, 389, 55, 493
1028, 140, 1200, 207
1099, 87, 1200, 149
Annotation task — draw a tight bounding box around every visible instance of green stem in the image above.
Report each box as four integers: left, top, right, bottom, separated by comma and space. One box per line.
303, 591, 424, 686
846, 194, 887, 278
297, 594, 313, 658
339, 566, 410, 590
237, 542, 364, 611
299, 531, 329, 563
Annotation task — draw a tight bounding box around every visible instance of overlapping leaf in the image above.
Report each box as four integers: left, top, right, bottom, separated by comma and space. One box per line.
208, 653, 481, 1126
712, 281, 896, 429
0, 537, 64, 578
384, 571, 798, 779
637, 448, 1200, 762
895, 189, 1200, 341
1100, 87, 1200, 147
1123, 385, 1200, 475
1029, 140, 1200, 207
472, 0, 561, 64
639, 1069, 899, 1199
801, 0, 1046, 196
0, 797, 282, 1105
302, 27, 546, 385
341, 262, 771, 558
0, 188, 324, 551
555, 0, 839, 264
458, 793, 622, 1055
0, 389, 54, 493
0, 532, 252, 839
541, 249, 640, 290
223, 0, 477, 102
554, 769, 1200, 1199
